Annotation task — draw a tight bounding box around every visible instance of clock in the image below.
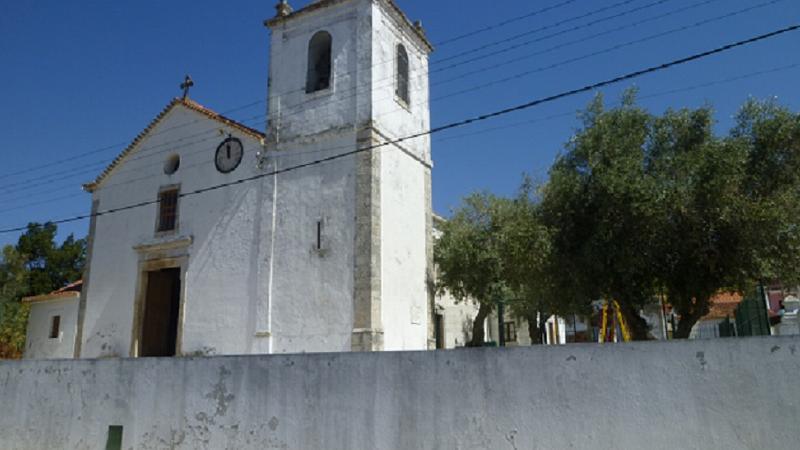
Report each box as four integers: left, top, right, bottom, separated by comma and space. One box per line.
215, 137, 244, 174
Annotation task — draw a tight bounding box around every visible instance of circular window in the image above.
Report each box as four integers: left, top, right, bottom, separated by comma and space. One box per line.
164, 154, 180, 175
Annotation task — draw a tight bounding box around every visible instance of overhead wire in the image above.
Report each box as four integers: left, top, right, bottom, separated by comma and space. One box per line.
0, 0, 784, 202
0, 0, 698, 192
419, 0, 789, 104
263, 0, 734, 130
0, 99, 266, 180
268, 0, 678, 126
0, 23, 795, 233
5, 59, 795, 213
433, 62, 800, 143
433, 0, 579, 46
5, 0, 728, 187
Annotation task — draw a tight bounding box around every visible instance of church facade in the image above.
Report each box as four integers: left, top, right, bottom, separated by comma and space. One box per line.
75, 0, 435, 358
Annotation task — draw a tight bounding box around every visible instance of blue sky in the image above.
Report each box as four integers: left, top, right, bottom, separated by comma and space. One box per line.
0, 0, 797, 247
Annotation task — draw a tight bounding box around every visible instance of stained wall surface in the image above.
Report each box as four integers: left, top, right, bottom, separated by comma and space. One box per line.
23, 297, 79, 359
2, 336, 799, 449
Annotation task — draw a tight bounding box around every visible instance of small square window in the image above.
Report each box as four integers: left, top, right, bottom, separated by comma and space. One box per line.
157, 188, 179, 232
49, 315, 61, 339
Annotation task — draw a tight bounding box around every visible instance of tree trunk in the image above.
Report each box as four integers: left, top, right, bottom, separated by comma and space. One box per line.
673, 307, 705, 339
526, 312, 543, 345
618, 302, 651, 341
539, 312, 549, 344
467, 302, 493, 347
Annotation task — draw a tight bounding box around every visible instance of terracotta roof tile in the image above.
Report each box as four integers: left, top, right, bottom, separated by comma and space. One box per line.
701, 292, 743, 321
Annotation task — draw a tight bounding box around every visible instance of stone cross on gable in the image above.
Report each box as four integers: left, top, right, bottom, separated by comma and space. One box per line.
180, 75, 194, 100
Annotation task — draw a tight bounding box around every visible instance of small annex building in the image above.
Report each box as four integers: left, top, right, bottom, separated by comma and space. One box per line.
73, 0, 436, 359
23, 280, 82, 359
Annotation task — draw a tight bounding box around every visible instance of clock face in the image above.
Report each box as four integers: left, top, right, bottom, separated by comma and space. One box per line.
215, 137, 244, 174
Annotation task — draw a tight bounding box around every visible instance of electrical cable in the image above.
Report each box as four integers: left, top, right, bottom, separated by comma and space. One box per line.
1, 24, 794, 234
0, 0, 708, 182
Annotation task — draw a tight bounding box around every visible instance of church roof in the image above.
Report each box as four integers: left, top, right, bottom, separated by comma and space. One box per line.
83, 98, 265, 192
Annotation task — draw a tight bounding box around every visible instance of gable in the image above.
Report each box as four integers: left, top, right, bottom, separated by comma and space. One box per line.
83, 98, 265, 192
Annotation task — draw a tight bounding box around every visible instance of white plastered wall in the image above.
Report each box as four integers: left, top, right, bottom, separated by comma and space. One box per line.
23, 297, 78, 359
80, 106, 269, 357
372, 1, 431, 350
265, 135, 358, 353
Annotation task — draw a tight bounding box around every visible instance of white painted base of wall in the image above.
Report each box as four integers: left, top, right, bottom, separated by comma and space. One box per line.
2, 337, 799, 449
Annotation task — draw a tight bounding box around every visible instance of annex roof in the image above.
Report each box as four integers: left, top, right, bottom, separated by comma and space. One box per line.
22, 280, 83, 304
83, 98, 266, 192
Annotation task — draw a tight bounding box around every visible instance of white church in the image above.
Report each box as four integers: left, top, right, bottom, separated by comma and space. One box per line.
51, 0, 440, 358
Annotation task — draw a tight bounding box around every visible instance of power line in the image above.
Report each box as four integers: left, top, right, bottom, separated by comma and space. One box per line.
0, 110, 270, 195
0, 0, 706, 183
431, 0, 786, 102
0, 1, 613, 181
339, 0, 784, 129
0, 99, 266, 180
432, 0, 718, 75
266, 0, 727, 129
272, 0, 673, 125
0, 0, 783, 198
434, 0, 579, 46
5, 61, 796, 213
266, 0, 646, 111
433, 62, 800, 143
1, 23, 795, 234
434, 0, 644, 64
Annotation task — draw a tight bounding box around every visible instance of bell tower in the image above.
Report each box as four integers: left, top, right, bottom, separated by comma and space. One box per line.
262, 0, 435, 352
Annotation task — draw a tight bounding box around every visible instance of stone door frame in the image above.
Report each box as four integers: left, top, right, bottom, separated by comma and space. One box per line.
129, 237, 191, 357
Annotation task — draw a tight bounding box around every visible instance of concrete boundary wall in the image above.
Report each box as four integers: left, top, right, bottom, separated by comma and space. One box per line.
1, 337, 799, 449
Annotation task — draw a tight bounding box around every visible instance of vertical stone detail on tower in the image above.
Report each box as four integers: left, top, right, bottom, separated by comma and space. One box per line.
424, 167, 436, 349
352, 127, 384, 351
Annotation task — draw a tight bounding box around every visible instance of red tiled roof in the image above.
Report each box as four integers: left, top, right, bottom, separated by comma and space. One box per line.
83, 98, 265, 192
701, 292, 743, 321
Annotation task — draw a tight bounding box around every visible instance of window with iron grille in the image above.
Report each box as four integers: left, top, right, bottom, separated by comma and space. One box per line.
157, 188, 179, 232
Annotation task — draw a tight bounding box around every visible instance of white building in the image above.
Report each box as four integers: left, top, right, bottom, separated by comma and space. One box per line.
73, 0, 434, 358
22, 280, 81, 359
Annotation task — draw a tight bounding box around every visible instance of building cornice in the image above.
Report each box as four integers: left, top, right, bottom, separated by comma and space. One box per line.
133, 236, 193, 254
265, 0, 433, 53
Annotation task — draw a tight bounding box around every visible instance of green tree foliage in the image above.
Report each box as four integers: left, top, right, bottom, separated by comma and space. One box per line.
733, 100, 800, 284
434, 185, 553, 345
495, 180, 553, 344
0, 222, 86, 358
539, 94, 800, 339
434, 193, 507, 346
649, 100, 800, 337
0, 302, 30, 359
540, 92, 661, 339
648, 106, 750, 337
15, 223, 86, 298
